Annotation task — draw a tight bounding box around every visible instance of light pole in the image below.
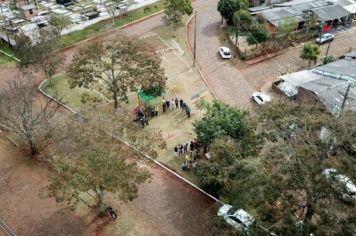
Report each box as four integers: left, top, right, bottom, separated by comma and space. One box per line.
193, 10, 197, 65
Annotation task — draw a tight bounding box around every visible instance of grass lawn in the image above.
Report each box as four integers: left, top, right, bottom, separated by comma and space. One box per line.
41, 74, 102, 111
61, 1, 165, 47
0, 44, 16, 65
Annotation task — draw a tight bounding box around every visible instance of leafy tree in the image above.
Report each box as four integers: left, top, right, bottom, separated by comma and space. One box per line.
47, 148, 151, 214
276, 17, 298, 48
68, 38, 166, 109
257, 101, 356, 235
300, 43, 320, 67
48, 13, 71, 37
44, 107, 164, 214
105, 0, 126, 26
233, 9, 252, 29
162, 0, 193, 30
193, 101, 260, 157
217, 0, 248, 24
246, 23, 270, 47
15, 30, 64, 85
323, 55, 336, 65
0, 72, 59, 156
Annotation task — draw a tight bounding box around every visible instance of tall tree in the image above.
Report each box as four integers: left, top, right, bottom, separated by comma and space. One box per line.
193, 101, 261, 157
46, 148, 151, 214
48, 13, 71, 37
0, 73, 59, 156
300, 43, 320, 67
105, 0, 126, 26
257, 101, 356, 235
68, 38, 166, 109
246, 23, 270, 48
44, 107, 163, 214
276, 17, 298, 48
15, 30, 64, 85
217, 0, 248, 24
162, 0, 193, 31
233, 9, 252, 30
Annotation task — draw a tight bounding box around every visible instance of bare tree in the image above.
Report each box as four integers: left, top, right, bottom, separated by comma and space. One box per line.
104, 0, 127, 26
0, 73, 59, 156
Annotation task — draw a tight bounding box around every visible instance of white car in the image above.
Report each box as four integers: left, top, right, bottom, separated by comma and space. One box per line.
315, 33, 334, 44
251, 92, 271, 105
217, 204, 255, 232
323, 168, 356, 203
218, 47, 232, 59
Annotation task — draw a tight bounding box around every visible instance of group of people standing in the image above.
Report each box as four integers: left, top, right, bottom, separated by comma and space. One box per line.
162, 98, 191, 118
173, 139, 201, 171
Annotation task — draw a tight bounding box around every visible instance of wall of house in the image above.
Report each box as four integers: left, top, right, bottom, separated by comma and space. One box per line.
268, 22, 276, 34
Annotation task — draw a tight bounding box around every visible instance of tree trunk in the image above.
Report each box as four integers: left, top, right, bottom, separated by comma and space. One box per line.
27, 134, 37, 156
113, 92, 118, 109
96, 187, 106, 216
308, 60, 311, 67
112, 15, 115, 26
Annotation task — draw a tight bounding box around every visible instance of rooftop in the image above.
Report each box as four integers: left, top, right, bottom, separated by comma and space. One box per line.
311, 5, 350, 21
312, 59, 356, 84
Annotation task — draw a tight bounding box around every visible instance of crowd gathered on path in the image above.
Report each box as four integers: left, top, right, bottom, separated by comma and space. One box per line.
136, 97, 192, 128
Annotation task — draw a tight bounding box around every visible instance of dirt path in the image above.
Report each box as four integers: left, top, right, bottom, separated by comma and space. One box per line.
0, 137, 88, 236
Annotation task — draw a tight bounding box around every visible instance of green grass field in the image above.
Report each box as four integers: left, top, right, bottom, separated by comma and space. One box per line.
0, 44, 16, 65
41, 74, 102, 110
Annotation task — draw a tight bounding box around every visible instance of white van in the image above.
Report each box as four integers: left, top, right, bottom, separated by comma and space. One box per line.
323, 168, 356, 203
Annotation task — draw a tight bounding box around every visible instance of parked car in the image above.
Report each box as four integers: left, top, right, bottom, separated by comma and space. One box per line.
251, 92, 271, 105
322, 168, 356, 203
218, 47, 232, 59
315, 33, 334, 44
217, 204, 255, 232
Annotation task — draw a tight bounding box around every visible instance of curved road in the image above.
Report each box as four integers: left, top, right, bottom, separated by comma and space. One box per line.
188, 0, 254, 107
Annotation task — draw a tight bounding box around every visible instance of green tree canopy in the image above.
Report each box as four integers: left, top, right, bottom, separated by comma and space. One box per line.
193, 101, 260, 157
233, 9, 252, 29
246, 23, 270, 47
217, 0, 248, 24
48, 13, 71, 37
300, 42, 320, 67
162, 0, 193, 30
68, 37, 166, 109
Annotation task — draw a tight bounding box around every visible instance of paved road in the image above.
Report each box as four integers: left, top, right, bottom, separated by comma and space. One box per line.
188, 0, 255, 108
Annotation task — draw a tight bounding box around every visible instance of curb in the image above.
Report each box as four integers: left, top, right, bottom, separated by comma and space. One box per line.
185, 14, 218, 100
38, 79, 223, 206
60, 9, 164, 52
0, 50, 20, 62
38, 79, 77, 114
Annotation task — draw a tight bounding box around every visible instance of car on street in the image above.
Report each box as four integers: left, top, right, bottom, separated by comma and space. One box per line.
322, 168, 356, 203
217, 204, 255, 233
251, 92, 271, 105
315, 33, 335, 44
218, 47, 232, 59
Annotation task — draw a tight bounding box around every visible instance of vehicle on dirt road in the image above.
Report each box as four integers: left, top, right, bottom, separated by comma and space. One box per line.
315, 33, 335, 44
218, 47, 232, 59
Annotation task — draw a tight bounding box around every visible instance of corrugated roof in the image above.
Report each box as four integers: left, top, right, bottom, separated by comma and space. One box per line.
312, 59, 356, 83
301, 78, 356, 116
311, 5, 350, 21
259, 7, 305, 26
345, 51, 356, 58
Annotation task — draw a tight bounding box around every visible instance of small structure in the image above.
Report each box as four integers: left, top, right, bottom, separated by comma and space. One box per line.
311, 5, 350, 30
273, 57, 356, 116
344, 51, 356, 60
20, 4, 37, 20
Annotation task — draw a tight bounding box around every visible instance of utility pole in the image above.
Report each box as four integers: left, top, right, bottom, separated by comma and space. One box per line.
235, 15, 239, 47
340, 83, 351, 113
319, 21, 324, 43
325, 40, 331, 57
193, 10, 197, 65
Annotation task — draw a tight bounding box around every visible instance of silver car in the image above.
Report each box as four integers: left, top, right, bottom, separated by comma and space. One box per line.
315, 33, 334, 44
217, 204, 255, 232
